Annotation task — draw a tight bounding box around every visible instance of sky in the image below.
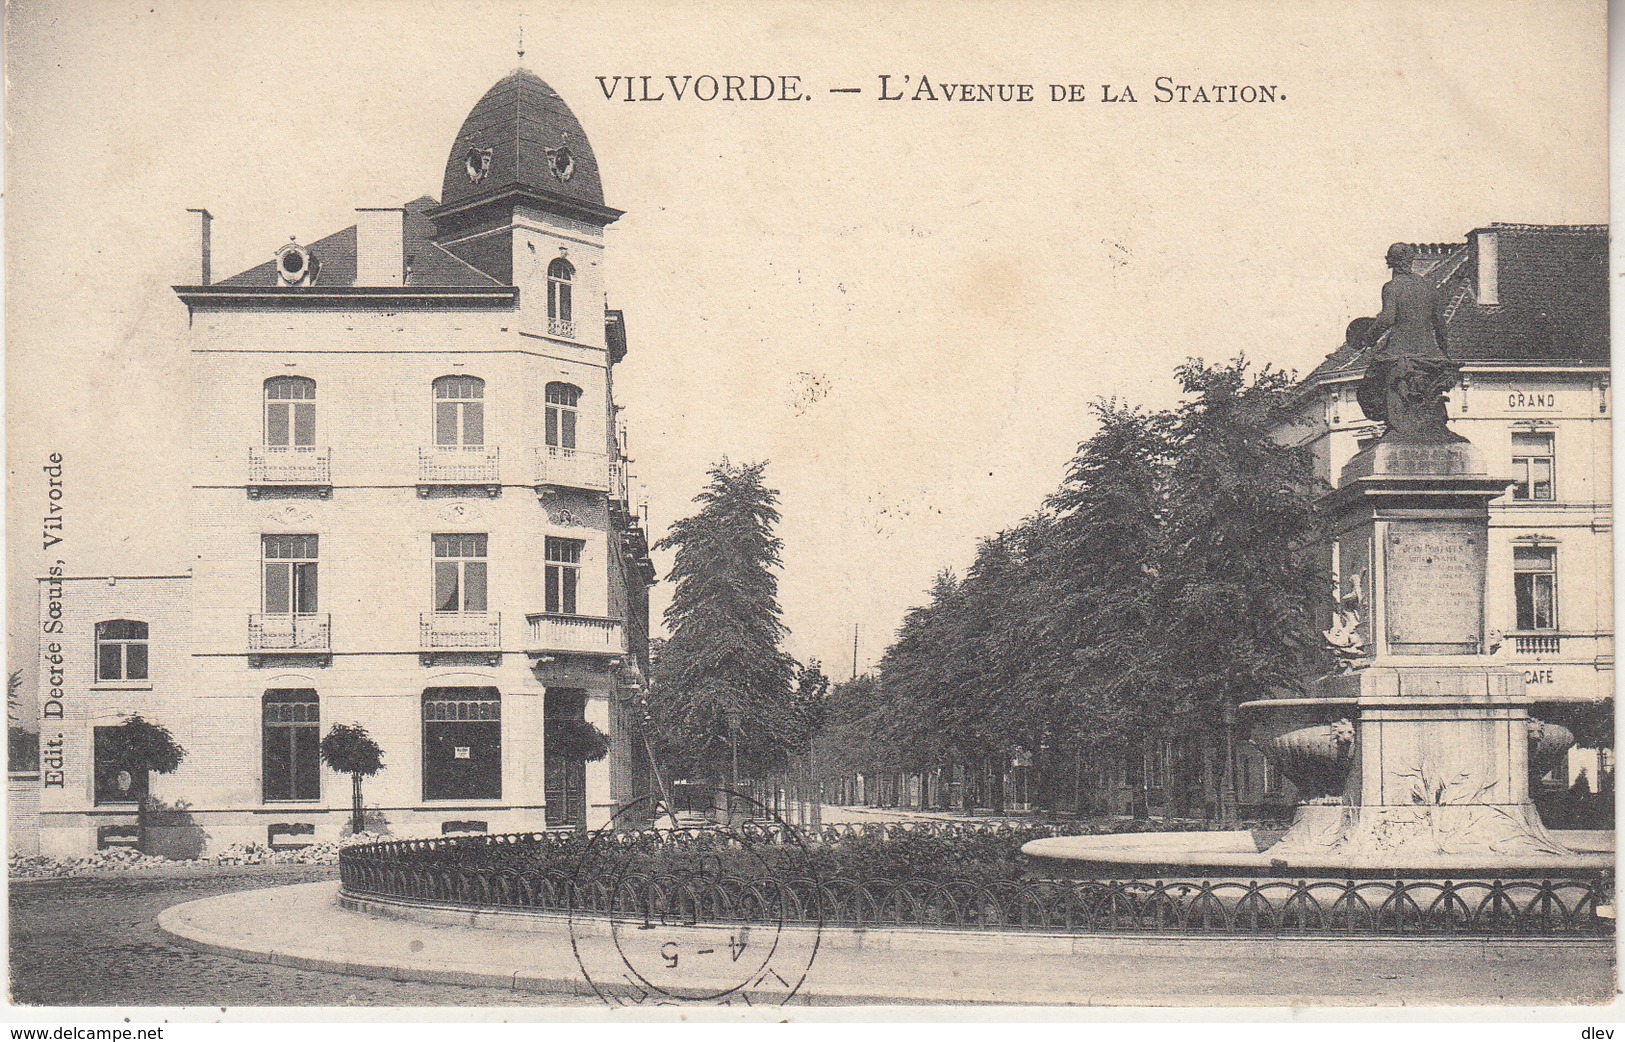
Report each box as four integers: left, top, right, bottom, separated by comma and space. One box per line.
4, 0, 1608, 708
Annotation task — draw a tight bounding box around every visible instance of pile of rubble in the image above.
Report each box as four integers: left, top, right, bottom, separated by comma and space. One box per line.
9, 831, 393, 880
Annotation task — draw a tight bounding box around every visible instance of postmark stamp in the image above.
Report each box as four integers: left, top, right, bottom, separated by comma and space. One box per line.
564, 788, 822, 1006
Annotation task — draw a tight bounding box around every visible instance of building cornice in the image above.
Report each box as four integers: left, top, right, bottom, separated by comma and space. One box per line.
173, 285, 519, 310
428, 186, 624, 230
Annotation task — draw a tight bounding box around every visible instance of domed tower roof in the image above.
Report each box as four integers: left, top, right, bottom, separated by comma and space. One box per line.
433, 69, 621, 228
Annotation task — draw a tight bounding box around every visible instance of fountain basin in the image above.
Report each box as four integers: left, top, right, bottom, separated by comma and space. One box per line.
1021, 829, 1614, 879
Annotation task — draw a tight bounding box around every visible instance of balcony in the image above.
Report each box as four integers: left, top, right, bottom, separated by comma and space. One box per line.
248, 613, 331, 665
609, 459, 630, 504
418, 446, 500, 496
526, 613, 625, 661
548, 316, 577, 339
534, 446, 610, 493
420, 611, 502, 665
248, 446, 331, 496
1514, 634, 1562, 655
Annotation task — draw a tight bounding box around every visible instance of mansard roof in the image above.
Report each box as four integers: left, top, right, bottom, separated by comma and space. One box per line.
1299, 222, 1609, 393
215, 197, 503, 289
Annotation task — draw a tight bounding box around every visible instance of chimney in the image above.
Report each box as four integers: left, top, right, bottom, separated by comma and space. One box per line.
355, 207, 406, 286
1473, 228, 1499, 306
185, 208, 212, 285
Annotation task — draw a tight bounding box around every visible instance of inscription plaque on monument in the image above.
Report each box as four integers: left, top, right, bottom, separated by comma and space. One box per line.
1384, 521, 1484, 653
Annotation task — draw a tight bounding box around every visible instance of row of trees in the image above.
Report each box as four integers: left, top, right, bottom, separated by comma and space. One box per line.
812, 357, 1330, 820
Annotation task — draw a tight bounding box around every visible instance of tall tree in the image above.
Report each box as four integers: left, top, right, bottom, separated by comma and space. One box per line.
1156, 357, 1327, 822
1036, 401, 1175, 805
650, 459, 797, 782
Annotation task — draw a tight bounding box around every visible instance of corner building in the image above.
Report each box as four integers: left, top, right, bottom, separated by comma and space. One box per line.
38, 69, 655, 856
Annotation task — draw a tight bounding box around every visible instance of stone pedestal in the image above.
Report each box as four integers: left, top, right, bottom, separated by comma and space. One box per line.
1245, 433, 1575, 866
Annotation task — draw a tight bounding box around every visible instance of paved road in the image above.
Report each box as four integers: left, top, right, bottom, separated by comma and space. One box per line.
10, 867, 581, 1007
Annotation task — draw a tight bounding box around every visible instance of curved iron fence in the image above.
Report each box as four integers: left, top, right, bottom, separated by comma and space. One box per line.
338, 826, 1615, 937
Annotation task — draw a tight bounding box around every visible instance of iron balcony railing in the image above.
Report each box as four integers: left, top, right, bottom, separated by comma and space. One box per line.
420, 612, 502, 651
534, 446, 610, 492
248, 612, 331, 652
548, 316, 577, 339
418, 446, 500, 485
526, 613, 625, 657
248, 446, 331, 486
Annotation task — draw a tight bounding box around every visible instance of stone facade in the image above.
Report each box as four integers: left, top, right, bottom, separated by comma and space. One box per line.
32, 69, 655, 857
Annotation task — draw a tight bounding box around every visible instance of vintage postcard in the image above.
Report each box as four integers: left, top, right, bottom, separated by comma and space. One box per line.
3, 0, 1613, 1025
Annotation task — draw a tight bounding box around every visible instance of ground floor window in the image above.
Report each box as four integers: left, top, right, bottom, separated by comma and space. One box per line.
263, 690, 320, 802
423, 687, 501, 801
93, 726, 149, 805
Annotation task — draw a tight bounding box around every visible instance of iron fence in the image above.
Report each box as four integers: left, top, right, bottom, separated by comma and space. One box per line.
339, 826, 1614, 937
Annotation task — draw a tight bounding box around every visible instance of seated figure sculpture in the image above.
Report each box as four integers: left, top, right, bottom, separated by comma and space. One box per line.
1353, 243, 1462, 441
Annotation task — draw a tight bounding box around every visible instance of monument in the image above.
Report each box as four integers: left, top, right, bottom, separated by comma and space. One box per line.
1026, 245, 1609, 876
1250, 243, 1576, 869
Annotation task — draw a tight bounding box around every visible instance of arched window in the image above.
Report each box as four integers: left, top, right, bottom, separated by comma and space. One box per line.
95, 620, 149, 682
263, 690, 320, 802
546, 258, 574, 337
265, 377, 316, 447
433, 375, 485, 447
545, 382, 582, 452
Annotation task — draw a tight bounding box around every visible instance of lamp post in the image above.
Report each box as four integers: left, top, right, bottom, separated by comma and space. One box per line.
725, 708, 743, 823
1221, 701, 1238, 827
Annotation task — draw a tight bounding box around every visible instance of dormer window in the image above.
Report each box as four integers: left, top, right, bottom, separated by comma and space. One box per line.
265, 377, 317, 447
547, 258, 575, 338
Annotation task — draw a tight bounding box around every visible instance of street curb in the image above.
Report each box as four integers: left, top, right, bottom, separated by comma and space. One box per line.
156, 881, 1617, 1007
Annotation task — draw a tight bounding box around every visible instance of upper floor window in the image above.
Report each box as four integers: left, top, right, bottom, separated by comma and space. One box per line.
264, 377, 317, 448
545, 383, 582, 452
545, 537, 583, 615
263, 534, 319, 614
1511, 432, 1555, 501
95, 620, 149, 683
546, 258, 574, 333
433, 375, 485, 447
433, 533, 488, 613
1514, 546, 1557, 631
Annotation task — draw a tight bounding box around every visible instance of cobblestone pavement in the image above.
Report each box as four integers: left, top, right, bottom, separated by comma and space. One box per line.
10, 867, 585, 1008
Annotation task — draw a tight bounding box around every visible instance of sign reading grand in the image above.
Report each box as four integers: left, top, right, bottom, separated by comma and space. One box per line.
1384, 521, 1484, 654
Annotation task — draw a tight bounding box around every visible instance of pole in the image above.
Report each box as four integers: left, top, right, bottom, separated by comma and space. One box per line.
1221, 702, 1238, 827
851, 624, 859, 680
